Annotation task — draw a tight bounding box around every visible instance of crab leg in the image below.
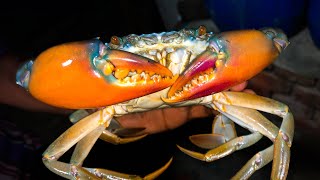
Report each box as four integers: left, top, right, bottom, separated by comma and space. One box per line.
178, 92, 293, 179
232, 145, 274, 180
212, 114, 237, 142
189, 114, 237, 149
70, 124, 107, 166
99, 130, 147, 145
82, 158, 173, 180
43, 106, 171, 179
43, 107, 114, 162
213, 92, 294, 179
177, 107, 264, 160
42, 107, 114, 178
70, 110, 148, 144
178, 132, 263, 161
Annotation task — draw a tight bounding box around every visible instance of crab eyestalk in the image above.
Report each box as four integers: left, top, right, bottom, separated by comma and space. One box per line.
16, 39, 175, 109
165, 28, 289, 103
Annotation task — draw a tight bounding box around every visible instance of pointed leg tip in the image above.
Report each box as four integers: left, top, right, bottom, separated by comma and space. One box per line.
176, 144, 187, 152
165, 157, 174, 168
119, 133, 148, 144
176, 144, 190, 154
143, 157, 173, 180
176, 144, 206, 161
112, 127, 146, 137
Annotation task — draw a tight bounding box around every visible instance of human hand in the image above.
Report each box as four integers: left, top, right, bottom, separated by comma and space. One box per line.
117, 82, 255, 134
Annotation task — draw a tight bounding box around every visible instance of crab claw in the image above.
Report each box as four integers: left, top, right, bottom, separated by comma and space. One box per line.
165, 28, 289, 103
16, 39, 175, 109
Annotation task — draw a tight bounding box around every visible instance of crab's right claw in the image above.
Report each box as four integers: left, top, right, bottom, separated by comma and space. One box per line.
16, 39, 175, 109
164, 28, 289, 103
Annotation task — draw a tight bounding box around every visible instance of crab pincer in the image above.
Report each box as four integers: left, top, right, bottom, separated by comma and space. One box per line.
17, 39, 175, 109
165, 28, 288, 103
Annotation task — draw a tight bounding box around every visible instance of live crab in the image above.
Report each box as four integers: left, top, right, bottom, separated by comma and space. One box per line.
16, 26, 293, 179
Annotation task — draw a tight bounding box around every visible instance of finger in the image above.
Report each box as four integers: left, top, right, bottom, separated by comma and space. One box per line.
117, 108, 188, 134
229, 81, 248, 92
117, 106, 214, 134
243, 89, 256, 94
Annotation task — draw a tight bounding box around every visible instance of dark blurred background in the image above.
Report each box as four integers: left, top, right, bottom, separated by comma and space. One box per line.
0, 0, 319, 179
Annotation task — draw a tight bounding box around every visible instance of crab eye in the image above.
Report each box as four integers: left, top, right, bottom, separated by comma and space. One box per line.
208, 36, 228, 58
208, 37, 223, 52
266, 30, 276, 39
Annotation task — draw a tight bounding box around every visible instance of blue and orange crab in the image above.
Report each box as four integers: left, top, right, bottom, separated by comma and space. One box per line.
16, 26, 293, 179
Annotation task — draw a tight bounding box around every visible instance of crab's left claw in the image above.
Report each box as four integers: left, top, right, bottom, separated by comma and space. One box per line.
165, 28, 289, 103
16, 39, 176, 109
